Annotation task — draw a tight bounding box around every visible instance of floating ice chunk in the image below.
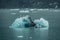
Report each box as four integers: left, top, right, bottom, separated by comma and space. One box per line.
37, 9, 49, 11
17, 36, 23, 38
30, 9, 36, 11
54, 10, 60, 12
19, 10, 29, 13
34, 18, 49, 28
29, 37, 32, 39
9, 15, 33, 28
39, 18, 49, 28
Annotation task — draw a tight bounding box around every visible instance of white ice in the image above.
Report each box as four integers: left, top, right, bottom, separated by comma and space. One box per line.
9, 15, 32, 28
19, 10, 29, 13
9, 16, 49, 28
34, 18, 49, 29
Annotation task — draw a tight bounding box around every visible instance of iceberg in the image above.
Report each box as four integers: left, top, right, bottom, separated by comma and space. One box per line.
9, 15, 49, 28
34, 18, 49, 28
9, 15, 35, 28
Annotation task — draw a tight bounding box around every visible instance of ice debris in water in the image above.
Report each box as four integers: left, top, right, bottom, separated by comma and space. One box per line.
17, 36, 23, 38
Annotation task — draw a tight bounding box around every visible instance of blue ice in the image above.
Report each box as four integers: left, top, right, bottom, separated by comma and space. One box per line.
34, 18, 49, 29
9, 16, 49, 28
9, 15, 32, 28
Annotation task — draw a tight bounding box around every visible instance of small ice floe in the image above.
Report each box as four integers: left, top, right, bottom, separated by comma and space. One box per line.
17, 36, 23, 38
29, 37, 32, 39
37, 9, 49, 11
30, 9, 36, 11
54, 10, 60, 12
34, 18, 49, 29
19, 10, 29, 13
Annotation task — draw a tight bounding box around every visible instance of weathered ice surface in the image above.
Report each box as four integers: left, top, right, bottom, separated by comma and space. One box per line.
10, 16, 49, 29
10, 15, 33, 28
34, 18, 49, 29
